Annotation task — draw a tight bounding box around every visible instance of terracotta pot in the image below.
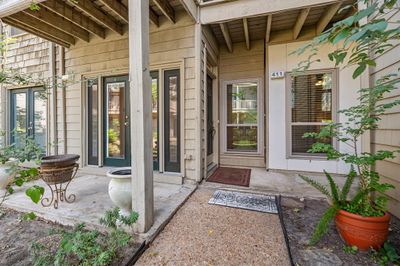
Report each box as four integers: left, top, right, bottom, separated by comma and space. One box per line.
335, 209, 390, 250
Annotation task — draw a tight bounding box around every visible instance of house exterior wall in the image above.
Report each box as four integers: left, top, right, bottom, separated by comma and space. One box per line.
268, 41, 361, 174
218, 40, 265, 168
370, 11, 400, 218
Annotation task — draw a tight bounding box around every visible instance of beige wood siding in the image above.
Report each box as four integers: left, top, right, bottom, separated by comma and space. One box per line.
61, 11, 198, 181
370, 10, 400, 218
219, 40, 265, 168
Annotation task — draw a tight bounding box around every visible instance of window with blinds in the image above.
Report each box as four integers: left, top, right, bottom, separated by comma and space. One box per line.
287, 70, 337, 157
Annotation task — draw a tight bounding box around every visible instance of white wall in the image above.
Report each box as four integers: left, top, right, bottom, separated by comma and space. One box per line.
268, 41, 361, 174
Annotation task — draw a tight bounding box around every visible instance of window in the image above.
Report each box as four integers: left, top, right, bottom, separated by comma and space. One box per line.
223, 80, 262, 154
10, 88, 47, 150
8, 26, 24, 36
287, 69, 337, 157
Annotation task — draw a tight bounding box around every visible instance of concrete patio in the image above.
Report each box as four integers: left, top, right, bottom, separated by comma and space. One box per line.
2, 172, 196, 242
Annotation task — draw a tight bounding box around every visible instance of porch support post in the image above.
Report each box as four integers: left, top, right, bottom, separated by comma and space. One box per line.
128, 0, 154, 233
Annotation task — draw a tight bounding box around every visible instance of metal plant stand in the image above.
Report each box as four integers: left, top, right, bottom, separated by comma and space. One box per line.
40, 163, 79, 209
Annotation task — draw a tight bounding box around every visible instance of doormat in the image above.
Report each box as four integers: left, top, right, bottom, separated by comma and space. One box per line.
208, 190, 278, 214
207, 167, 251, 187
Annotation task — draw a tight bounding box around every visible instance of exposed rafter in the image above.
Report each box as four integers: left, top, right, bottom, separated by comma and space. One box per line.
98, 0, 128, 23
149, 8, 159, 27
23, 7, 90, 42
3, 17, 70, 47
316, 2, 341, 34
293, 8, 310, 40
243, 18, 250, 50
265, 14, 272, 43
153, 0, 175, 23
69, 0, 123, 35
42, 0, 105, 39
9, 12, 75, 45
220, 23, 232, 53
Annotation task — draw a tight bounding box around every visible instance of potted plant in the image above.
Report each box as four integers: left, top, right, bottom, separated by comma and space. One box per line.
292, 0, 400, 250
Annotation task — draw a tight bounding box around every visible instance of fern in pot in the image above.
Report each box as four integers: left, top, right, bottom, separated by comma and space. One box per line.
292, 0, 400, 250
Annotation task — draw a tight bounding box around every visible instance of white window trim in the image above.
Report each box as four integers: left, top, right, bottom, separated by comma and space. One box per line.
285, 68, 339, 159
221, 78, 264, 155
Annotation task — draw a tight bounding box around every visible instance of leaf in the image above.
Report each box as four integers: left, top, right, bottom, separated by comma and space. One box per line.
353, 63, 367, 79
7, 186, 14, 194
23, 212, 37, 221
14, 177, 24, 187
324, 171, 340, 204
332, 28, 351, 44
309, 207, 338, 245
299, 175, 332, 200
340, 166, 356, 201
25, 185, 44, 204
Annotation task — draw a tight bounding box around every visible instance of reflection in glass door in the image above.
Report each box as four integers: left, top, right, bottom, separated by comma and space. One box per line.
151, 71, 159, 170
10, 88, 47, 150
207, 75, 215, 165
103, 76, 130, 167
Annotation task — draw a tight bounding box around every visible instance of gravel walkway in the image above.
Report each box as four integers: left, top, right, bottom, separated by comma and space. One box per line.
137, 188, 290, 266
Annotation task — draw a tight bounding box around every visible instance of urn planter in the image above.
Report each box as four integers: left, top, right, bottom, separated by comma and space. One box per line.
107, 167, 132, 216
335, 209, 391, 251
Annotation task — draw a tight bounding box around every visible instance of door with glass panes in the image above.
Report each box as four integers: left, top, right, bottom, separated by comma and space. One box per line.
10, 88, 47, 150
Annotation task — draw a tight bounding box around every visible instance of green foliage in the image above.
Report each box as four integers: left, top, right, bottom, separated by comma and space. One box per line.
25, 185, 45, 204
294, 0, 400, 245
23, 212, 37, 221
371, 242, 400, 266
343, 245, 359, 254
31, 208, 139, 266
309, 206, 338, 246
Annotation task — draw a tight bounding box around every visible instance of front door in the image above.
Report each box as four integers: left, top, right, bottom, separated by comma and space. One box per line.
10, 88, 47, 150
103, 75, 130, 167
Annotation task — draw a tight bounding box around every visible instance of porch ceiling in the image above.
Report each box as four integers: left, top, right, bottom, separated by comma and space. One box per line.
0, 0, 185, 48
209, 0, 356, 51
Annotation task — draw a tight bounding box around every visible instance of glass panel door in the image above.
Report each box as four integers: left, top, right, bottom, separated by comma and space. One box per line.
103, 75, 130, 167
151, 71, 159, 170
32, 89, 47, 149
10, 88, 47, 150
164, 69, 180, 172
10, 90, 28, 147
88, 79, 99, 165
226, 82, 258, 152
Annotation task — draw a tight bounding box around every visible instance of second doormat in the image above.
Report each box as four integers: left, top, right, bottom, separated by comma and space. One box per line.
207, 167, 251, 187
208, 190, 278, 214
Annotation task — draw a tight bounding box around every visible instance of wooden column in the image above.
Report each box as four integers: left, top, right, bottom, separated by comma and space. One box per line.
128, 0, 154, 233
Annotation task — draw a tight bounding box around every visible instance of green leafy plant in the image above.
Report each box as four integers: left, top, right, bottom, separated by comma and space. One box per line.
292, 0, 400, 244
371, 242, 400, 266
31, 207, 138, 266
343, 244, 359, 255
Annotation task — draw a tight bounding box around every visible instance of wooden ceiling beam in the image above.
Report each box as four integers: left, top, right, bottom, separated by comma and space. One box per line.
3, 17, 70, 48
153, 0, 175, 23
293, 8, 310, 40
243, 18, 250, 50
265, 14, 272, 43
69, 0, 123, 35
220, 23, 232, 53
97, 0, 128, 23
150, 8, 159, 27
42, 0, 105, 39
8, 12, 75, 45
23, 7, 90, 42
316, 2, 341, 34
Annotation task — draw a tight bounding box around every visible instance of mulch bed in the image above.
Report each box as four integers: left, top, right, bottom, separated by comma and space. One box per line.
0, 207, 142, 266
207, 167, 251, 187
281, 197, 400, 266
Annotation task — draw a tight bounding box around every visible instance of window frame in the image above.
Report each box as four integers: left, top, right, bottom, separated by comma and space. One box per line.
221, 78, 264, 155
285, 68, 338, 159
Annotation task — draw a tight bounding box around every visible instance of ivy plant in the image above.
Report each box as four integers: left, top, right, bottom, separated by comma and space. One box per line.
291, 0, 400, 245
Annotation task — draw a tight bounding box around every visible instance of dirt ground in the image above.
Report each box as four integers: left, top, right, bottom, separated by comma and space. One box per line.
137, 187, 290, 266
0, 207, 141, 266
282, 197, 400, 266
